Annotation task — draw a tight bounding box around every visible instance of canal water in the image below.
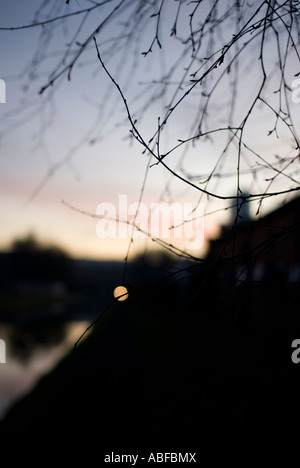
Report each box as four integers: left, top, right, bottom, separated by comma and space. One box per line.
0, 319, 90, 421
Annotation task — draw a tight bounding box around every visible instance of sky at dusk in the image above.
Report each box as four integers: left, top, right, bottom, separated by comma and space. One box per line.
1, 0, 299, 260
